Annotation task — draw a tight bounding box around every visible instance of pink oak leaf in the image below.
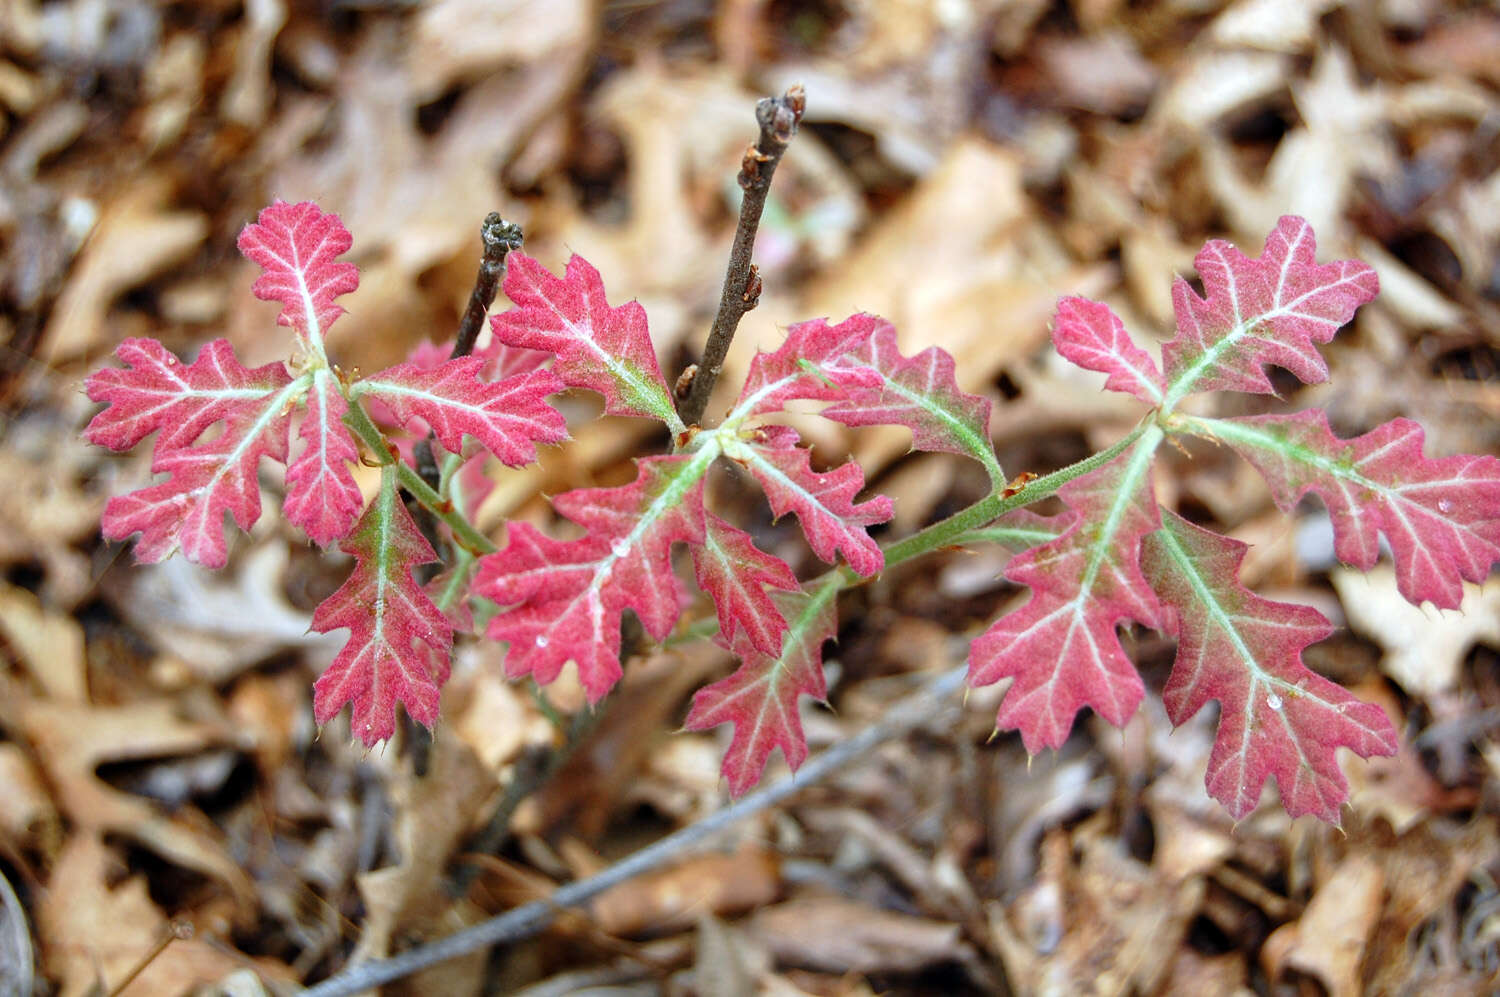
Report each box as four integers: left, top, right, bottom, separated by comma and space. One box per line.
236, 200, 359, 347
691, 513, 800, 657
100, 385, 301, 568
735, 315, 883, 419
1052, 296, 1165, 405
1142, 510, 1397, 822
354, 358, 566, 467
476, 455, 708, 701
84, 338, 295, 456
729, 426, 892, 577
1208, 411, 1500, 610
283, 369, 363, 547
490, 253, 679, 424
1162, 215, 1378, 399
684, 587, 836, 796
311, 475, 453, 745
968, 441, 1162, 752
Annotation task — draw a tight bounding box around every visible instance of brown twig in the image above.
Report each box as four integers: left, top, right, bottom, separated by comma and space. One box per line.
451, 213, 524, 362
676, 84, 805, 429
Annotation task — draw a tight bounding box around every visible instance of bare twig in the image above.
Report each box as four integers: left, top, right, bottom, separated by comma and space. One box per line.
299, 663, 968, 997
676, 85, 805, 429
452, 213, 524, 361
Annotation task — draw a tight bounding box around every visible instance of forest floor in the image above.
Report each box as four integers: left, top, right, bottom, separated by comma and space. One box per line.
3, 1, 1500, 994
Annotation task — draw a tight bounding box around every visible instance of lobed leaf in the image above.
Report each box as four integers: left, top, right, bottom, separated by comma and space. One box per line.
968, 433, 1164, 752
734, 314, 996, 473
1162, 215, 1378, 402
236, 200, 359, 349
283, 368, 363, 547
354, 358, 567, 467
1198, 411, 1500, 610
691, 513, 800, 658
1142, 510, 1397, 822
84, 338, 295, 456
490, 253, 681, 427
725, 426, 892, 578
100, 378, 309, 568
1052, 296, 1165, 405
476, 454, 712, 701
311, 469, 453, 744
684, 583, 837, 796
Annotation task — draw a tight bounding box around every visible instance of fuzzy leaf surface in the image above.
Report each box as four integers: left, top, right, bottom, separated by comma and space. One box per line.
84, 338, 294, 456
691, 513, 800, 657
100, 378, 308, 568
1162, 215, 1378, 402
1142, 510, 1398, 821
1052, 297, 1165, 405
684, 583, 837, 796
1200, 411, 1500, 610
311, 471, 453, 744
236, 200, 359, 348
354, 358, 566, 467
735, 314, 996, 471
476, 454, 711, 701
284, 368, 363, 547
968, 432, 1164, 751
490, 253, 680, 426
725, 426, 892, 577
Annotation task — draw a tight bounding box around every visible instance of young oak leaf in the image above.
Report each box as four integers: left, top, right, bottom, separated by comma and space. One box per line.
284, 368, 364, 547
236, 200, 359, 349
311, 469, 453, 745
83, 338, 295, 456
1162, 215, 1378, 402
734, 315, 996, 473
1052, 297, 1165, 405
968, 434, 1164, 752
1199, 411, 1500, 610
98, 377, 306, 568
723, 425, 892, 577
1142, 510, 1397, 822
490, 253, 681, 427
476, 453, 711, 701
684, 583, 838, 796
352, 358, 567, 467
691, 513, 800, 657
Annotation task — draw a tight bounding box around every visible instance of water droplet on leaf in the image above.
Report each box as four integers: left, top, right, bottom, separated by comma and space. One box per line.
611, 539, 629, 556
535, 635, 549, 649
1267, 692, 1283, 710
1438, 499, 1453, 514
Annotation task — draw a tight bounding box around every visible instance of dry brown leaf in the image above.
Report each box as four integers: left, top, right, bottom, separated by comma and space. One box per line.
749, 896, 968, 975
1263, 853, 1383, 997
408, 0, 591, 100
43, 177, 207, 361
1209, 0, 1344, 52
589, 848, 780, 937
1332, 567, 1500, 699
15, 696, 253, 909
0, 743, 59, 857
37, 833, 285, 997
0, 583, 85, 702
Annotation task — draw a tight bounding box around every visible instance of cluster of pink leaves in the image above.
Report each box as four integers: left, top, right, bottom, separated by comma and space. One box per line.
86, 204, 1500, 822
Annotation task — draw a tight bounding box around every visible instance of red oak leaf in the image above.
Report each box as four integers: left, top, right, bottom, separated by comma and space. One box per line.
968, 436, 1163, 752
1162, 215, 1378, 400
684, 585, 837, 796
99, 380, 305, 568
311, 471, 453, 744
726, 426, 892, 577
236, 200, 360, 348
490, 253, 680, 425
284, 368, 363, 547
735, 314, 995, 470
1142, 510, 1397, 821
1052, 297, 1165, 405
476, 454, 710, 701
84, 338, 295, 456
1202, 411, 1500, 610
691, 513, 800, 657
354, 358, 566, 467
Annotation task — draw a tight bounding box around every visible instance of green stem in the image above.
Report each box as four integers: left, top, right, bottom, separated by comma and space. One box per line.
342, 398, 498, 558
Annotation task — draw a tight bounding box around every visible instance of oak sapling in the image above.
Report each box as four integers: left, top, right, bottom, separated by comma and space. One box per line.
86, 199, 1500, 823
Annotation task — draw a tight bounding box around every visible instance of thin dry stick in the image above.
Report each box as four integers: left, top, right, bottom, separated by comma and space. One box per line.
299, 663, 968, 997
676, 84, 805, 429
452, 213, 525, 361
